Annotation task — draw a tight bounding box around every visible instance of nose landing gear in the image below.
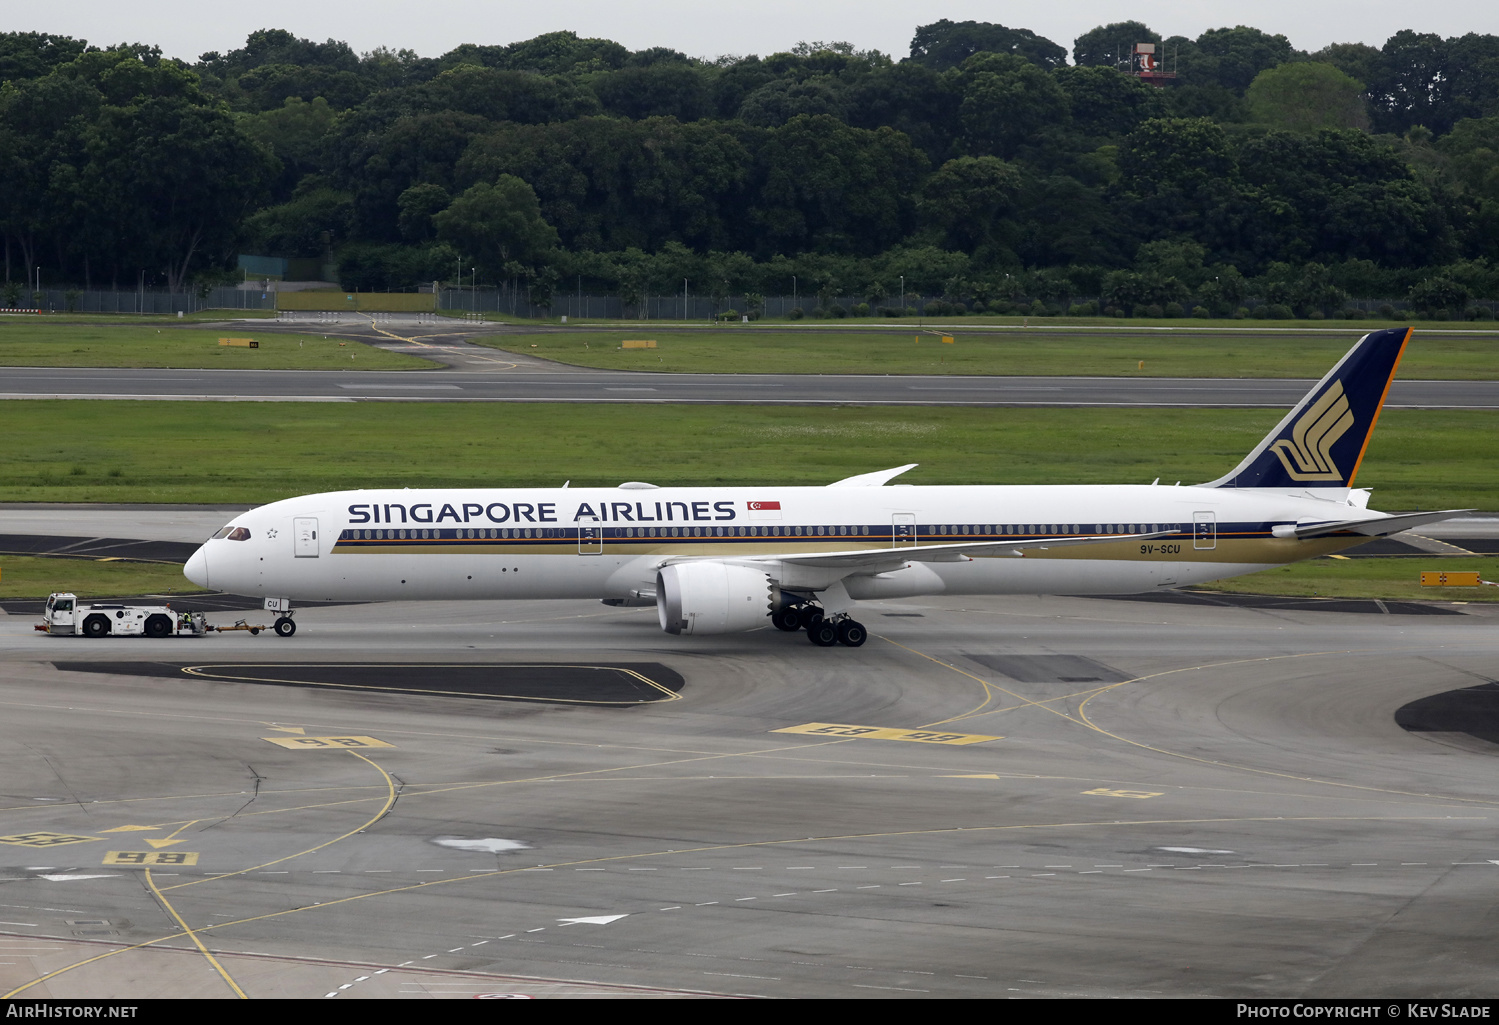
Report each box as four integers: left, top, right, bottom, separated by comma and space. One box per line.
264, 597, 296, 637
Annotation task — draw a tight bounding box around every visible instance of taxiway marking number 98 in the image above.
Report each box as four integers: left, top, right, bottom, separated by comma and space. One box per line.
104, 850, 200, 866
261, 735, 395, 750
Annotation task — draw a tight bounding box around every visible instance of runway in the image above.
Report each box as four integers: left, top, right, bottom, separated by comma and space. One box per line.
3, 364, 1498, 408
2, 588, 1496, 998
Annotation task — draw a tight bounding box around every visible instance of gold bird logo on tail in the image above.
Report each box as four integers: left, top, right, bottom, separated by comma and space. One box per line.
1268, 379, 1355, 481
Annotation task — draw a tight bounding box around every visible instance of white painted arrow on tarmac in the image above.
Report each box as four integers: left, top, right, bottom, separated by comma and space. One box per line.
557, 915, 629, 926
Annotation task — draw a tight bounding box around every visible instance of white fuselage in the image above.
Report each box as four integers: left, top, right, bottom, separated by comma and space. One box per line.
184, 483, 1371, 604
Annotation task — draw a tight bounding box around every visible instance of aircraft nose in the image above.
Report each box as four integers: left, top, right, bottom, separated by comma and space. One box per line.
184, 545, 209, 588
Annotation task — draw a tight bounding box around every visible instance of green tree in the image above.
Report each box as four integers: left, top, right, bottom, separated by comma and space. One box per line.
0, 32, 89, 82
737, 78, 848, 127
243, 184, 354, 256
1072, 22, 1158, 69
843, 62, 959, 163
751, 114, 926, 256
1180, 26, 1299, 93
956, 52, 1070, 158
1407, 276, 1469, 313
1310, 42, 1381, 89
396, 183, 451, 242
1237, 129, 1449, 267
1246, 62, 1369, 132
917, 156, 1021, 253
593, 63, 711, 121
909, 20, 1066, 71
432, 175, 559, 280
238, 95, 336, 199
1054, 65, 1168, 138
1135, 240, 1209, 287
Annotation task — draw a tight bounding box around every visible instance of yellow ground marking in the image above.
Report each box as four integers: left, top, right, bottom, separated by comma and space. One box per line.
0, 831, 100, 847
160, 749, 397, 892
103, 851, 199, 866
1082, 788, 1164, 799
880, 636, 1499, 810
773, 722, 999, 745
944, 774, 1002, 779
144, 867, 245, 999
359, 316, 518, 366
141, 819, 198, 849
261, 735, 395, 750
186, 662, 681, 705
6, 810, 1478, 999
264, 726, 306, 734
1063, 652, 1499, 806
101, 825, 161, 832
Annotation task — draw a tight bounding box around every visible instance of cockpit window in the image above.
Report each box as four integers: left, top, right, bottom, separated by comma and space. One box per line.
211, 526, 232, 539
215, 526, 252, 541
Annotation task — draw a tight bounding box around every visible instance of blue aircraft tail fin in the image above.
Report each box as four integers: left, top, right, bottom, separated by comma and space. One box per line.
1203, 327, 1412, 489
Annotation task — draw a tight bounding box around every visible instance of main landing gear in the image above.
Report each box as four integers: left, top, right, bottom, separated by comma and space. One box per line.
771, 603, 866, 648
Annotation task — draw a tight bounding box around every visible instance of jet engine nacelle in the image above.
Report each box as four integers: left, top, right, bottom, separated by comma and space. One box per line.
656, 562, 773, 635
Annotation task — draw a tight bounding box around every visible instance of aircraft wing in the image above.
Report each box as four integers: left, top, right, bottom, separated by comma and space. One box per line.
732, 531, 1178, 571
1276, 509, 1474, 540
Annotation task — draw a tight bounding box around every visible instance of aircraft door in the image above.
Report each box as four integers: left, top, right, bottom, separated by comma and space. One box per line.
1193, 511, 1217, 550
294, 517, 319, 557
892, 513, 917, 548
577, 513, 603, 555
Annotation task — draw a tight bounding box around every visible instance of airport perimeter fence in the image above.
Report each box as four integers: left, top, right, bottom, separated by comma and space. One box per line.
436, 290, 951, 320
3, 286, 1495, 321
434, 290, 1499, 322
1, 287, 275, 315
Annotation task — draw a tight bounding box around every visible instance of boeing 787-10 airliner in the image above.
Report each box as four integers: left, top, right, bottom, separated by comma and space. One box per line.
184, 327, 1462, 647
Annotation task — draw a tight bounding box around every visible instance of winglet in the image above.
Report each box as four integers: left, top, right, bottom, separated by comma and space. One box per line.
828, 464, 918, 487
1202, 327, 1412, 489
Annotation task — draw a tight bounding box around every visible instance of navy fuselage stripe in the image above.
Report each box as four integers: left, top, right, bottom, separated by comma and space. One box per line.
331, 521, 1301, 550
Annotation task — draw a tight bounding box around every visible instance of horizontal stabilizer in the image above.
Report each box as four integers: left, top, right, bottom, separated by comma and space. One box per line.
1274, 509, 1474, 540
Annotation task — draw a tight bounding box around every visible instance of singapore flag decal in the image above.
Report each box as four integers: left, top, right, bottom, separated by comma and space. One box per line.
747, 499, 782, 520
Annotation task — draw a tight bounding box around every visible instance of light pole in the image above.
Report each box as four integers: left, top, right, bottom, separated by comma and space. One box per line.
792, 275, 796, 316
471, 267, 476, 314
684, 278, 688, 321
900, 274, 904, 314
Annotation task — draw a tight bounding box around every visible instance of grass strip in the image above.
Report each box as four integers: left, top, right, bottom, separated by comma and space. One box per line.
0, 401, 1492, 510
478, 327, 1499, 379
0, 324, 437, 370
1199, 556, 1499, 603
0, 554, 205, 600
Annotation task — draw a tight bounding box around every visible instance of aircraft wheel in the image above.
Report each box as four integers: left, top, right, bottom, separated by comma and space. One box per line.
274, 617, 297, 637
836, 619, 867, 647
771, 607, 801, 632
807, 620, 838, 646
801, 607, 824, 632
83, 614, 110, 638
